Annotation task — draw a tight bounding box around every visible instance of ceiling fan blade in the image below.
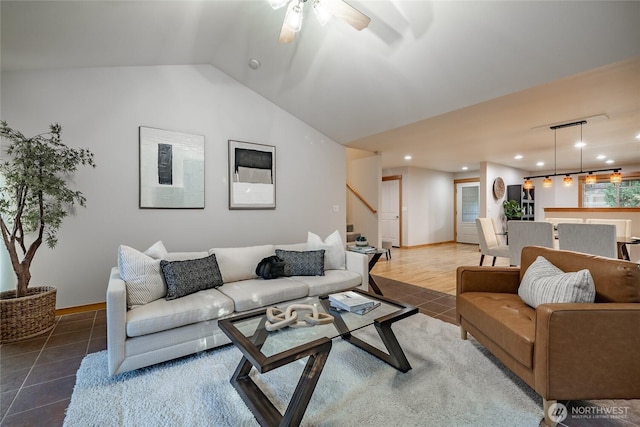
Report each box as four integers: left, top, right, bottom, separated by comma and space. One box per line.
279, 24, 296, 43
327, 0, 371, 31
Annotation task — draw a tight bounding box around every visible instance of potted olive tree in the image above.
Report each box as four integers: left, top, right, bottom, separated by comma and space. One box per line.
0, 121, 95, 343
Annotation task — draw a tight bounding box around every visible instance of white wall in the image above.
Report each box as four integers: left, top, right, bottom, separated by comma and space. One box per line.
481, 162, 530, 233
0, 65, 347, 308
347, 153, 381, 247
383, 166, 453, 247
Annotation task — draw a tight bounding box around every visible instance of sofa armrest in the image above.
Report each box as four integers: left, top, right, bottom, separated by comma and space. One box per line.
106, 267, 127, 376
345, 250, 368, 290
456, 266, 521, 295
534, 303, 640, 400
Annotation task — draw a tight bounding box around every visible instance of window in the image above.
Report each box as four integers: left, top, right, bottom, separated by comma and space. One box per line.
580, 172, 640, 207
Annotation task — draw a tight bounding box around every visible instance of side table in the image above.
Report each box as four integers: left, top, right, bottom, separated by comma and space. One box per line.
347, 247, 386, 296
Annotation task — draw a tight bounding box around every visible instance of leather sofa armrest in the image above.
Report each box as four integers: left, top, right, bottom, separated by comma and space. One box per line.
345, 250, 368, 290
106, 267, 127, 376
456, 266, 521, 295
534, 303, 640, 400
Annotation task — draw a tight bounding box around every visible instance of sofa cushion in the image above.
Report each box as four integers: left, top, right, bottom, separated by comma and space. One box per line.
307, 230, 345, 270
160, 254, 224, 300
293, 269, 361, 296
457, 292, 536, 369
210, 245, 275, 283
518, 256, 595, 308
126, 288, 235, 337
218, 278, 309, 312
164, 251, 209, 261
275, 249, 325, 276
118, 244, 166, 308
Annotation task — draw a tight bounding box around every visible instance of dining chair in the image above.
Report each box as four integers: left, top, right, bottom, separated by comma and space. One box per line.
544, 218, 584, 249
544, 217, 584, 227
475, 218, 509, 266
557, 223, 618, 258
584, 219, 632, 259
507, 221, 554, 266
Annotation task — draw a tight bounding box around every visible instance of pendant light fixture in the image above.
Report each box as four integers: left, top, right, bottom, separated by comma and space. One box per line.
610, 170, 622, 183
523, 120, 622, 188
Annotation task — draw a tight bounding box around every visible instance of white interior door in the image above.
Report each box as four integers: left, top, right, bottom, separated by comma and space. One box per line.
381, 179, 400, 247
456, 182, 479, 244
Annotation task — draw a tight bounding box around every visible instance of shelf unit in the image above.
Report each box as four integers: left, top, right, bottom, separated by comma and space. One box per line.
507, 184, 535, 220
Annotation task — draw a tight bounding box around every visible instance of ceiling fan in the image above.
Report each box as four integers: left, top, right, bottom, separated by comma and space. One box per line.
269, 0, 371, 43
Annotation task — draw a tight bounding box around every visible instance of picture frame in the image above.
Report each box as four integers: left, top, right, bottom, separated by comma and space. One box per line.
139, 126, 205, 209
228, 140, 276, 209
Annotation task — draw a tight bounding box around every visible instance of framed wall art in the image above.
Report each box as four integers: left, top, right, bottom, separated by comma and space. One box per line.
228, 140, 276, 209
139, 126, 205, 209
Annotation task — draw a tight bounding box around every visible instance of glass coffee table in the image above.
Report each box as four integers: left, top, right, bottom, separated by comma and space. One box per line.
218, 289, 417, 427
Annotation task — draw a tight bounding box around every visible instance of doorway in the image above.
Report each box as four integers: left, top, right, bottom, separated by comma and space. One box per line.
381, 175, 402, 247
455, 180, 480, 244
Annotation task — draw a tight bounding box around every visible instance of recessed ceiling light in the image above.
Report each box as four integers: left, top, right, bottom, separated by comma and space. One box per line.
461, 166, 468, 171
606, 159, 615, 164
536, 161, 544, 167
514, 155, 523, 160
248, 58, 261, 70
636, 133, 640, 140
596, 154, 606, 160
404, 155, 412, 160
574, 141, 586, 148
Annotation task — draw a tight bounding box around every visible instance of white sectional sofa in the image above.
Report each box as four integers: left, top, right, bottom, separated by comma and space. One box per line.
107, 240, 368, 376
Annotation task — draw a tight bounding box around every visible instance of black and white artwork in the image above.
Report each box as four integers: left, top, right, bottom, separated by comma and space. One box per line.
228, 140, 275, 209
139, 127, 205, 209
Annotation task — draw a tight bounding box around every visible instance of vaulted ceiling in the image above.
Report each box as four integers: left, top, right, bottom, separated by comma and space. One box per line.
2, 1, 639, 173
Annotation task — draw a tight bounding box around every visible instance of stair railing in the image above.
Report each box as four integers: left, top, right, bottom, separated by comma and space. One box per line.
346, 183, 377, 214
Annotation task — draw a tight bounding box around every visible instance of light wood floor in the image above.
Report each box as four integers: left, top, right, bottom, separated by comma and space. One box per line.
371, 242, 511, 295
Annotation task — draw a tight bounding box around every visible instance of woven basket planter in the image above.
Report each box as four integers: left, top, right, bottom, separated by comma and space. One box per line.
0, 286, 57, 344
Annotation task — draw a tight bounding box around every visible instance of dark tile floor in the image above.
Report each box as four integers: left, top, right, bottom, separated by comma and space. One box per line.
0, 278, 454, 427
1, 310, 107, 427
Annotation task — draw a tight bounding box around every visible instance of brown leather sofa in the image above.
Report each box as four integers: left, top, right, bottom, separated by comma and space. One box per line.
456, 246, 640, 426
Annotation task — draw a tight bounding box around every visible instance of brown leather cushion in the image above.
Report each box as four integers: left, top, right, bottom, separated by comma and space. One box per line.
458, 292, 535, 368
520, 246, 640, 303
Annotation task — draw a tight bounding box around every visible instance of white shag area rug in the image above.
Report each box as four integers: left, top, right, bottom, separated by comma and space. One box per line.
64, 314, 542, 427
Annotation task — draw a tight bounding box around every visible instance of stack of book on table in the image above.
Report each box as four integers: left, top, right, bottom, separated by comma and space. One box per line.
348, 245, 377, 254
328, 291, 380, 315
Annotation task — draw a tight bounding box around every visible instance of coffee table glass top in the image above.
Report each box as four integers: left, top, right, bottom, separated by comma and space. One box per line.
227, 291, 405, 357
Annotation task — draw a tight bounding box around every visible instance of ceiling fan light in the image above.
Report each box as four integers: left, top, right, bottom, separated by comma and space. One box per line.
269, 0, 290, 9
542, 177, 553, 188
610, 170, 622, 184
523, 179, 534, 190
313, 0, 332, 26
585, 173, 597, 185
284, 0, 304, 32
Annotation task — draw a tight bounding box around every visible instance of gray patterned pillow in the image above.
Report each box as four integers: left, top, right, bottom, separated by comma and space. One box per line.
275, 249, 325, 277
160, 254, 224, 300
518, 256, 595, 308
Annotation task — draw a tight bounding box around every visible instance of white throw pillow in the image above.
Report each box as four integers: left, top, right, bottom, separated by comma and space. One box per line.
118, 244, 166, 308
518, 256, 595, 308
144, 240, 168, 259
307, 230, 345, 270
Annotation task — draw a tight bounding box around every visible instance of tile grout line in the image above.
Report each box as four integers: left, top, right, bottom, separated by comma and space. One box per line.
1, 316, 60, 425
